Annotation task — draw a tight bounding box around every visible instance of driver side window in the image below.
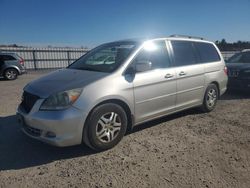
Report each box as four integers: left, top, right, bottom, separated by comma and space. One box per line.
132, 40, 170, 72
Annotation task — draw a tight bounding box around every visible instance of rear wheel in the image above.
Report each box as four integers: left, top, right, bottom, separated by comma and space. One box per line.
84, 103, 127, 151
4, 68, 18, 80
200, 83, 218, 112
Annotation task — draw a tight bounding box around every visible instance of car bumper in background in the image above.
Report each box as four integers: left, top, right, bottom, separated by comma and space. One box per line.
227, 77, 250, 90
20, 68, 27, 74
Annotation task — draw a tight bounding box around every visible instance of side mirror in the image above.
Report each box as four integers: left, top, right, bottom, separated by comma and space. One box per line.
135, 60, 152, 72
125, 66, 135, 75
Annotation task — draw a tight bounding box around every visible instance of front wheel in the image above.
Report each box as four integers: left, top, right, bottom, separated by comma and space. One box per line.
84, 103, 128, 151
4, 68, 18, 80
200, 83, 219, 112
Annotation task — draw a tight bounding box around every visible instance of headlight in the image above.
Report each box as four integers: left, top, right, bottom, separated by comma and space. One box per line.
40, 88, 83, 110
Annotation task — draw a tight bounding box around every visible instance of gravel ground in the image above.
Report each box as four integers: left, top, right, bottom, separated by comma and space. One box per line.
0, 70, 250, 188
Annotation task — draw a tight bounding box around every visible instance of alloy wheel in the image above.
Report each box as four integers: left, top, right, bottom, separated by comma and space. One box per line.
5, 70, 17, 80
96, 112, 122, 143
206, 88, 217, 108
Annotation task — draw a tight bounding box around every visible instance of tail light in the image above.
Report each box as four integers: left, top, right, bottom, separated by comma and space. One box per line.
19, 58, 24, 66
224, 66, 228, 75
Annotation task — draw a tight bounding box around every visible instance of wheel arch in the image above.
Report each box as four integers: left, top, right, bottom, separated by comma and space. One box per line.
210, 81, 220, 97
4, 66, 21, 75
82, 98, 134, 148
88, 99, 134, 132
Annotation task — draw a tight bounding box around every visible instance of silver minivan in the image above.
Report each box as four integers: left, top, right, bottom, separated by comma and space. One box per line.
17, 36, 228, 151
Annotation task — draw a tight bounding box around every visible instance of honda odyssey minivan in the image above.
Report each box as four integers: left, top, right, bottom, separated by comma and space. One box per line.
17, 35, 228, 151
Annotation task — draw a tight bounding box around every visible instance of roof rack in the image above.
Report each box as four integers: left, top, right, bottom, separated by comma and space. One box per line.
169, 34, 204, 40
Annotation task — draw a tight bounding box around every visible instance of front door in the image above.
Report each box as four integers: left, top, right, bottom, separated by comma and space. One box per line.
132, 40, 177, 123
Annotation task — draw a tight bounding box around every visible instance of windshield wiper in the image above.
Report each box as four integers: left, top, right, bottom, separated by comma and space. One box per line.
68, 66, 110, 73
69, 67, 99, 72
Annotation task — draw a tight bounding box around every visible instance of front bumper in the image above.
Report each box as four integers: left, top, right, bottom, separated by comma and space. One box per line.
227, 77, 250, 90
17, 102, 87, 147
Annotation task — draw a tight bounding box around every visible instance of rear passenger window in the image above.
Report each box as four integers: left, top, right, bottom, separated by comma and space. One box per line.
194, 42, 221, 63
171, 41, 198, 66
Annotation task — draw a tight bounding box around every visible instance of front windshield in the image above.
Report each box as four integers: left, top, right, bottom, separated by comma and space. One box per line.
68, 41, 139, 73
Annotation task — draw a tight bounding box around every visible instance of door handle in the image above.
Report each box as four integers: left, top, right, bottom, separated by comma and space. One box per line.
179, 71, 186, 76
165, 73, 174, 78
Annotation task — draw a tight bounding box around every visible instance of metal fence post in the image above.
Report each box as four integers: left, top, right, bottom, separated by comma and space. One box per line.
67, 51, 70, 66
32, 50, 37, 70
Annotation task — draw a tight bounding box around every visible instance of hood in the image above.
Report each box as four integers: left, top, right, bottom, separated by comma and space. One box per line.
226, 63, 250, 70
24, 68, 108, 98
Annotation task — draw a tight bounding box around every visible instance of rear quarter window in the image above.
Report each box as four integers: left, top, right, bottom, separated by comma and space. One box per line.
194, 42, 221, 63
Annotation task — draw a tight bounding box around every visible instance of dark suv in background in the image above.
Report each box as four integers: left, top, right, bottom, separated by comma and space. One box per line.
226, 50, 250, 91
0, 52, 26, 80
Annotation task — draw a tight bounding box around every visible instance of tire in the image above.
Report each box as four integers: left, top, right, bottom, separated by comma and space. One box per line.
200, 83, 219, 112
84, 103, 128, 151
4, 68, 18, 80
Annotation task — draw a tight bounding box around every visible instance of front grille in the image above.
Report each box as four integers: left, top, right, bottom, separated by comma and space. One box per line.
20, 91, 40, 113
23, 124, 42, 137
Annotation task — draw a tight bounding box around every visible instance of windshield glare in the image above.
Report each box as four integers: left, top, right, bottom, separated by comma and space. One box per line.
68, 42, 138, 73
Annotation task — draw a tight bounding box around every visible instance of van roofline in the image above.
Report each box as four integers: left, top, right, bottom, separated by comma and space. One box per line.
169, 34, 204, 40
110, 36, 212, 45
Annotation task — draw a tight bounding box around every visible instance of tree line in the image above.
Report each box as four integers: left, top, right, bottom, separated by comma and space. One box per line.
215, 39, 250, 51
